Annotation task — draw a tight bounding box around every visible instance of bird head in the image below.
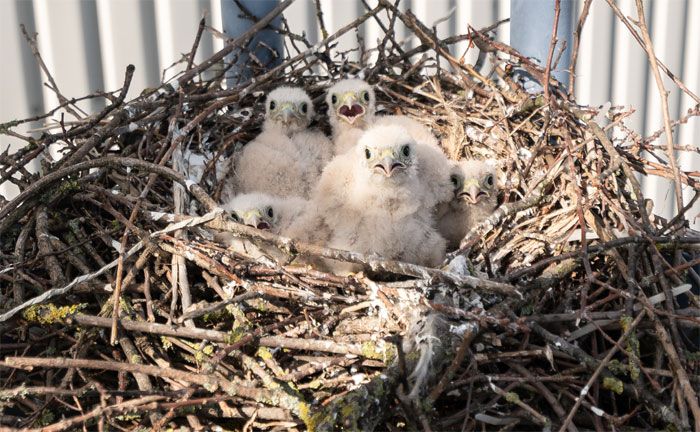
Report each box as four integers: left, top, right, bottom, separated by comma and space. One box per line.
326, 79, 376, 128
223, 193, 279, 231
264, 86, 314, 134
358, 125, 416, 180
453, 160, 498, 205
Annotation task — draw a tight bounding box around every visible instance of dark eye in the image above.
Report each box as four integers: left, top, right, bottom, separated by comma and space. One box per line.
401, 144, 410, 157
364, 148, 371, 159
267, 207, 274, 218
361, 90, 370, 102
230, 211, 241, 222
450, 174, 460, 187
331, 94, 338, 105
269, 100, 276, 110
484, 174, 494, 187
300, 102, 308, 114
240, 109, 250, 116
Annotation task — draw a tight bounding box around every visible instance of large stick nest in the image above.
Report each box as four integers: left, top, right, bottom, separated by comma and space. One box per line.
1, 1, 699, 431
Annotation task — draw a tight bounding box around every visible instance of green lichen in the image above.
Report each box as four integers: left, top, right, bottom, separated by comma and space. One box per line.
360, 341, 396, 363
305, 379, 322, 390
505, 391, 521, 403
620, 315, 641, 381
193, 344, 215, 365
224, 326, 248, 345
607, 359, 628, 376
22, 303, 85, 324
687, 351, 700, 362
201, 307, 234, 323
257, 346, 273, 361
602, 377, 624, 394
58, 179, 81, 193
227, 304, 251, 326
160, 336, 173, 350
0, 385, 27, 401
35, 409, 55, 427
298, 401, 316, 430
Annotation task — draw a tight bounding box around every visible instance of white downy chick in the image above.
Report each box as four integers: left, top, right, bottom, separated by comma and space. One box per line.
325, 78, 377, 155
291, 125, 447, 274
437, 160, 499, 249
326, 78, 452, 206
228, 86, 330, 199
218, 192, 305, 261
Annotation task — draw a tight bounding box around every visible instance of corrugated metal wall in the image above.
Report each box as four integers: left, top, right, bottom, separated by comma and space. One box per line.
1, 0, 698, 228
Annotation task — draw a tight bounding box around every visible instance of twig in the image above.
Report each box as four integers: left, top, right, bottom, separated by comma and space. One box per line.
543, 0, 561, 104
568, 0, 592, 94
604, 0, 700, 104
557, 310, 646, 432
633, 0, 684, 214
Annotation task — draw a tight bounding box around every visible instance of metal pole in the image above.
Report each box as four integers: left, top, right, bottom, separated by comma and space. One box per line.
510, 0, 574, 92
221, 0, 283, 85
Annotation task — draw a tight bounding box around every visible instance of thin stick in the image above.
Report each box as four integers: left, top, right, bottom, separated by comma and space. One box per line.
557, 310, 646, 432
633, 0, 684, 214
569, 0, 592, 95
543, 0, 561, 104
604, 0, 700, 104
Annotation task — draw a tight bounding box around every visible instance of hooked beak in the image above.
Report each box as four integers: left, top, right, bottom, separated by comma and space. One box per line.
275, 105, 301, 126
459, 184, 487, 204
337, 95, 365, 124
373, 157, 406, 177
243, 211, 271, 230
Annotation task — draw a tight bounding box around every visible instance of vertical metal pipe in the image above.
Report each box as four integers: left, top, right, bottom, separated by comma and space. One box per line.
221, 0, 283, 85
510, 0, 574, 89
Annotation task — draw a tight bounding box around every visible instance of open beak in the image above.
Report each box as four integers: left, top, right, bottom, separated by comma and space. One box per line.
459, 184, 486, 204
337, 94, 365, 124
373, 157, 405, 177
243, 211, 271, 230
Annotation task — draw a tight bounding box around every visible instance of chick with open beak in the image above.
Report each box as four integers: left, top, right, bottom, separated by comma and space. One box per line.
224, 193, 278, 231
326, 78, 376, 154
217, 192, 306, 261
437, 159, 500, 249
333, 89, 371, 124
234, 207, 274, 231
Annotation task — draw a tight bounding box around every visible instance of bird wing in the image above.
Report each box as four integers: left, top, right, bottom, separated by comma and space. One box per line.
291, 130, 334, 191
231, 134, 310, 198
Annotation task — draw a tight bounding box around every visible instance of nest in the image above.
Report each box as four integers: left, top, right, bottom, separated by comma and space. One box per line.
1, 1, 699, 431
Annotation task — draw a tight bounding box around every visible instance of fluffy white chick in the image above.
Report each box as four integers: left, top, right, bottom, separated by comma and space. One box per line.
292, 125, 447, 274
437, 160, 499, 249
326, 79, 452, 206
375, 114, 453, 208
326, 78, 377, 155
218, 192, 305, 260
229, 86, 330, 199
